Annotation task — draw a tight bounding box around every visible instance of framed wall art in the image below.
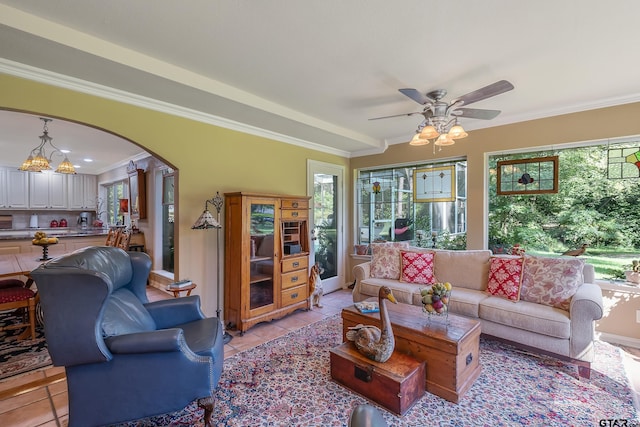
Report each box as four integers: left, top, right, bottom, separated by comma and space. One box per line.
413, 166, 456, 202
496, 156, 559, 195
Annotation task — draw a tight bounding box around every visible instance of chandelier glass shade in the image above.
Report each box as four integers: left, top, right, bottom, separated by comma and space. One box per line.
411, 117, 468, 147
19, 118, 76, 174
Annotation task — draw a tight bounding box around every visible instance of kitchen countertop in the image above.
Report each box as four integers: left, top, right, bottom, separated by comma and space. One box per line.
0, 227, 108, 240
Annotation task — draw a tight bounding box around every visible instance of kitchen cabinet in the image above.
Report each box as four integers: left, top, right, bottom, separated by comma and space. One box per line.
6, 169, 29, 208
68, 174, 97, 209
29, 172, 67, 209
0, 168, 6, 208
224, 192, 310, 333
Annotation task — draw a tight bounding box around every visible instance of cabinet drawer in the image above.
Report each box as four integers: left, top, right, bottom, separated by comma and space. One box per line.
282, 285, 308, 307
282, 256, 308, 273
281, 269, 307, 290
281, 209, 308, 220
281, 199, 308, 210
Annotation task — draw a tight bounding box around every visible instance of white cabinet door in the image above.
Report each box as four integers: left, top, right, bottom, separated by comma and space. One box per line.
83, 175, 97, 209
48, 173, 67, 209
67, 174, 85, 209
29, 172, 50, 208
29, 172, 68, 209
7, 170, 29, 208
67, 174, 97, 209
0, 167, 7, 208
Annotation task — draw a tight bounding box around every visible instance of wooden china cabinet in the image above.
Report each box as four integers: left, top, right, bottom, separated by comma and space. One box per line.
224, 192, 311, 333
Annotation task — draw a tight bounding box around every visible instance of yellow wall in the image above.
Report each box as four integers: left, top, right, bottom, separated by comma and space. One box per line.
0, 74, 348, 315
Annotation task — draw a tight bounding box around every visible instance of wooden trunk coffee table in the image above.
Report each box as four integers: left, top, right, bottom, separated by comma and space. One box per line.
342, 301, 481, 403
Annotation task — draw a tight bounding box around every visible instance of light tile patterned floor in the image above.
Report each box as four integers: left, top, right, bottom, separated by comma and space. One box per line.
0, 287, 353, 427
0, 287, 638, 426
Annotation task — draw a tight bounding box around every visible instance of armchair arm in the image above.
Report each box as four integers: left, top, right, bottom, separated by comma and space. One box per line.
352, 262, 372, 302
569, 282, 604, 358
105, 328, 188, 354
145, 295, 205, 329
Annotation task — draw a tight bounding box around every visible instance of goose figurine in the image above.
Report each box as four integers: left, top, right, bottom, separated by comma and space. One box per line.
346, 286, 398, 363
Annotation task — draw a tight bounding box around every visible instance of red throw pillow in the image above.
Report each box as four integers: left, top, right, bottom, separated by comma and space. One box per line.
400, 250, 436, 285
486, 256, 524, 302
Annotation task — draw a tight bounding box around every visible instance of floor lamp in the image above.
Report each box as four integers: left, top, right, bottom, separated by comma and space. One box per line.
191, 191, 232, 344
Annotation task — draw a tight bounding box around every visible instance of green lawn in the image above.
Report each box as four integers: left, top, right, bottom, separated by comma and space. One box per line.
527, 247, 638, 281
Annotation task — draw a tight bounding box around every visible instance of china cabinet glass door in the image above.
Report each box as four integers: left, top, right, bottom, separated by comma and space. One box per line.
249, 201, 276, 311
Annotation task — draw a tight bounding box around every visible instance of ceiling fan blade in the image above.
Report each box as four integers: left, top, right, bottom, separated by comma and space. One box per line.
399, 88, 432, 105
452, 80, 514, 106
452, 108, 502, 120
368, 111, 424, 121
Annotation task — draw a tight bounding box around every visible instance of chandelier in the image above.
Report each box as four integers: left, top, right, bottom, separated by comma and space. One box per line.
18, 118, 76, 174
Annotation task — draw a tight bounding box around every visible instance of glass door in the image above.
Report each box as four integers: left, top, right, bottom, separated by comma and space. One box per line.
307, 160, 345, 293
249, 200, 276, 312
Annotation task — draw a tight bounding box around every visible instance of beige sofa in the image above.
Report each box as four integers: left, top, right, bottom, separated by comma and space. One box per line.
352, 248, 604, 378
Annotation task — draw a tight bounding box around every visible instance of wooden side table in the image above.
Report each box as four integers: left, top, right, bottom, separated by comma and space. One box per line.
169, 283, 197, 298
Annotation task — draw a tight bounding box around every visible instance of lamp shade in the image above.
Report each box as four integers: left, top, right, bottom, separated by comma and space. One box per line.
434, 134, 455, 146
419, 125, 440, 140
448, 125, 468, 139
119, 198, 129, 214
191, 210, 221, 229
409, 133, 429, 146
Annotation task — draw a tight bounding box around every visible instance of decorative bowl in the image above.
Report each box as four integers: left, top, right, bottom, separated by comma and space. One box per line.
420, 282, 452, 322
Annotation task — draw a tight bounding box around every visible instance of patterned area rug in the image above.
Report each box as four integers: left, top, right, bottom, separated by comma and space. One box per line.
116, 315, 638, 427
0, 311, 51, 381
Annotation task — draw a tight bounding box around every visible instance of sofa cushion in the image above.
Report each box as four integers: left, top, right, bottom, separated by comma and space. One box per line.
448, 288, 487, 318
479, 296, 571, 339
486, 256, 524, 302
400, 250, 436, 284
370, 242, 410, 280
433, 249, 492, 291
102, 288, 157, 337
520, 255, 585, 310
360, 277, 418, 304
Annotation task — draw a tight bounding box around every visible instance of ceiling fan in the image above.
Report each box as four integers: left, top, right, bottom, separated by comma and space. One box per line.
370, 80, 514, 146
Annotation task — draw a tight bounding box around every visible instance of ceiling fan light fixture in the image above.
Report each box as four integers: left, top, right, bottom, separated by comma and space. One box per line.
419, 125, 439, 140
448, 125, 468, 139
409, 133, 429, 146
434, 134, 455, 146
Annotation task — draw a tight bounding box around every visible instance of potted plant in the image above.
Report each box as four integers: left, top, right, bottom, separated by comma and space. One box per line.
625, 260, 640, 284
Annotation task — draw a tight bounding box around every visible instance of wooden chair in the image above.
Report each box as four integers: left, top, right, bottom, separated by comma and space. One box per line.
105, 228, 120, 246
0, 272, 38, 340
116, 229, 131, 251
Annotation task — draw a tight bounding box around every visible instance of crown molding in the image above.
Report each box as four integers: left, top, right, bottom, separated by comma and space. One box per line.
0, 58, 353, 158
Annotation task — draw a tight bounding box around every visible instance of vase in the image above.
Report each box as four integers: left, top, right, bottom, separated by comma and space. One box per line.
354, 244, 369, 255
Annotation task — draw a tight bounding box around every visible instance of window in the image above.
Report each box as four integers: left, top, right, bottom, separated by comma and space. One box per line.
356, 160, 467, 249
488, 140, 640, 280
104, 180, 129, 226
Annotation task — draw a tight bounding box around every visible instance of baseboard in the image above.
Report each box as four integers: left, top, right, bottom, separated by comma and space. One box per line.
598, 331, 640, 349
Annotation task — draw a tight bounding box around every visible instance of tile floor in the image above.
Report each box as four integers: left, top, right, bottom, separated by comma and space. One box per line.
0, 287, 638, 426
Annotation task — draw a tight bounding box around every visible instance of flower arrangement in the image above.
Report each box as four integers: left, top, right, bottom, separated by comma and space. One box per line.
421, 282, 452, 315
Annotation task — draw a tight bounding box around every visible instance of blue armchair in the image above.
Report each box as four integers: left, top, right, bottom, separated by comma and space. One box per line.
31, 246, 224, 427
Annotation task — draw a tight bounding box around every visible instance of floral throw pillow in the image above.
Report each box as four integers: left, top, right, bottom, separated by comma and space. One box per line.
370, 242, 410, 280
486, 256, 524, 301
520, 255, 585, 310
400, 250, 436, 284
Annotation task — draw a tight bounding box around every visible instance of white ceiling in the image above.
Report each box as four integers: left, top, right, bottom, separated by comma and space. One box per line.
1, 0, 640, 166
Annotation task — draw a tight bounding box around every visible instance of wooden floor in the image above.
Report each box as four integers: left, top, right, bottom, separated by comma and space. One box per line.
0, 287, 353, 427
0, 287, 638, 426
